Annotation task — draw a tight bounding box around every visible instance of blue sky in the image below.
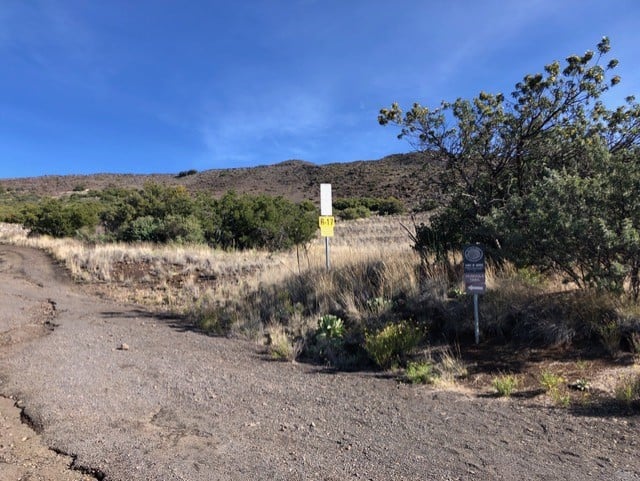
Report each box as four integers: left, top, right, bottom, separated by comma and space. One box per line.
1, 0, 639, 178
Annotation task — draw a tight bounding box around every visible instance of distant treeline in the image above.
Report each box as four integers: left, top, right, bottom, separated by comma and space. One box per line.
0, 183, 405, 250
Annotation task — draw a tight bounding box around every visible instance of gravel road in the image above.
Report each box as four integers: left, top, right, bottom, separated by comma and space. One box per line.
0, 244, 639, 481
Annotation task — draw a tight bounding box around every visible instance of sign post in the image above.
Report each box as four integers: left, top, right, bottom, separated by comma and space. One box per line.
463, 244, 485, 344
320, 184, 333, 270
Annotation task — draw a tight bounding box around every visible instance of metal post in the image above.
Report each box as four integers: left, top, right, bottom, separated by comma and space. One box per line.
473, 294, 480, 344
325, 237, 330, 270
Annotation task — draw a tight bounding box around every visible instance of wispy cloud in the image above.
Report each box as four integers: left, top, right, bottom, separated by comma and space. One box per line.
200, 86, 334, 165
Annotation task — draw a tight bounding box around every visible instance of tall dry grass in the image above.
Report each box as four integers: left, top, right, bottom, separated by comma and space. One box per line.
0, 217, 423, 327
2, 216, 639, 359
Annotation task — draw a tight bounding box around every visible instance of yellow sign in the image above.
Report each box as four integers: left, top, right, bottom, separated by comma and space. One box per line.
319, 216, 335, 237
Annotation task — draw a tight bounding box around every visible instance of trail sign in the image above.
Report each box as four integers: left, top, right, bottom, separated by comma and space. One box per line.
320, 183, 332, 216
463, 244, 485, 294
319, 215, 335, 237
320, 184, 333, 270
463, 244, 485, 344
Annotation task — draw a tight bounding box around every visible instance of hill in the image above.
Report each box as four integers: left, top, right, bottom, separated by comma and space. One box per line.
0, 152, 440, 210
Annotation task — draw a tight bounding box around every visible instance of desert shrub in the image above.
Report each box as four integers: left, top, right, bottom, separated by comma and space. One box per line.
539, 370, 565, 392
365, 320, 422, 369
197, 305, 236, 336
333, 197, 405, 218
306, 314, 368, 369
24, 198, 101, 238
492, 374, 519, 397
159, 214, 205, 244
377, 197, 405, 215
614, 374, 640, 406
176, 169, 198, 178
212, 192, 317, 250
538, 370, 571, 406
598, 320, 622, 357
265, 325, 301, 362
434, 347, 469, 382
98, 185, 317, 250
405, 361, 436, 384
338, 206, 371, 220
496, 290, 622, 349
119, 216, 163, 242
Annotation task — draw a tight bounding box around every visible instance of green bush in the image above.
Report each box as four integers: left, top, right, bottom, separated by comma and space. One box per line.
176, 169, 198, 178
316, 314, 345, 340
377, 197, 405, 215
614, 374, 640, 406
24, 198, 100, 238
120, 215, 162, 242
539, 370, 565, 392
405, 361, 436, 384
364, 321, 422, 369
333, 197, 404, 217
338, 206, 371, 220
160, 214, 205, 244
493, 374, 519, 397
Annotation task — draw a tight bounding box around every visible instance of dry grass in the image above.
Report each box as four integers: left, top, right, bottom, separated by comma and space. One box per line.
0, 217, 422, 319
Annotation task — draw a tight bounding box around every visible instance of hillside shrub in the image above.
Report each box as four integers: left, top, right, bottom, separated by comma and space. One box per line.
365, 321, 422, 369
377, 197, 405, 215
333, 196, 405, 218
24, 198, 100, 238
176, 169, 198, 178
339, 206, 371, 220
405, 361, 436, 384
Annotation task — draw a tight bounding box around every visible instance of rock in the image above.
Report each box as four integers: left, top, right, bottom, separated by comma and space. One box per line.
118, 343, 130, 351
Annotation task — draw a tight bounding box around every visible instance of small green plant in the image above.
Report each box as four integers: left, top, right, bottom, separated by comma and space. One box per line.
317, 314, 345, 340
570, 378, 590, 392
405, 361, 436, 384
539, 370, 571, 407
598, 321, 622, 356
266, 325, 300, 362
614, 374, 640, 406
447, 286, 465, 299
365, 321, 422, 369
492, 374, 519, 397
539, 370, 565, 392
198, 307, 234, 336
517, 267, 543, 287
366, 296, 392, 313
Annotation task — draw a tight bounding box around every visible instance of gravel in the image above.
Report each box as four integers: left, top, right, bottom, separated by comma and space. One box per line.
0, 245, 639, 481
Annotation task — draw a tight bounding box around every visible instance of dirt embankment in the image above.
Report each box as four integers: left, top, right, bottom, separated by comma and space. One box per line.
0, 244, 639, 481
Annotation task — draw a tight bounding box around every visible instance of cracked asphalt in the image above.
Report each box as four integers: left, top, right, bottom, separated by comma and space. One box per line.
0, 244, 639, 481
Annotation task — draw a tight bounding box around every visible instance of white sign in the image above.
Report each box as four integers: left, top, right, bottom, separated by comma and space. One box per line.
320, 183, 332, 216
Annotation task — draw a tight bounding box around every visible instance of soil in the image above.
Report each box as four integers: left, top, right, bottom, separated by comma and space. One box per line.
0, 244, 639, 481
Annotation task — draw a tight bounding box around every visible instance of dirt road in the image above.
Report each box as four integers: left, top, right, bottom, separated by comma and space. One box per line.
0, 244, 638, 481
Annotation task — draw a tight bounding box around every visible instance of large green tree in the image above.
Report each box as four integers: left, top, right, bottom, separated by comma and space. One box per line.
379, 38, 640, 295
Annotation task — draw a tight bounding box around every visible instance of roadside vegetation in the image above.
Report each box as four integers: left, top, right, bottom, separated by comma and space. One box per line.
1, 38, 640, 411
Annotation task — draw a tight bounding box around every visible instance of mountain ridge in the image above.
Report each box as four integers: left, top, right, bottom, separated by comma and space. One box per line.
0, 152, 440, 210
